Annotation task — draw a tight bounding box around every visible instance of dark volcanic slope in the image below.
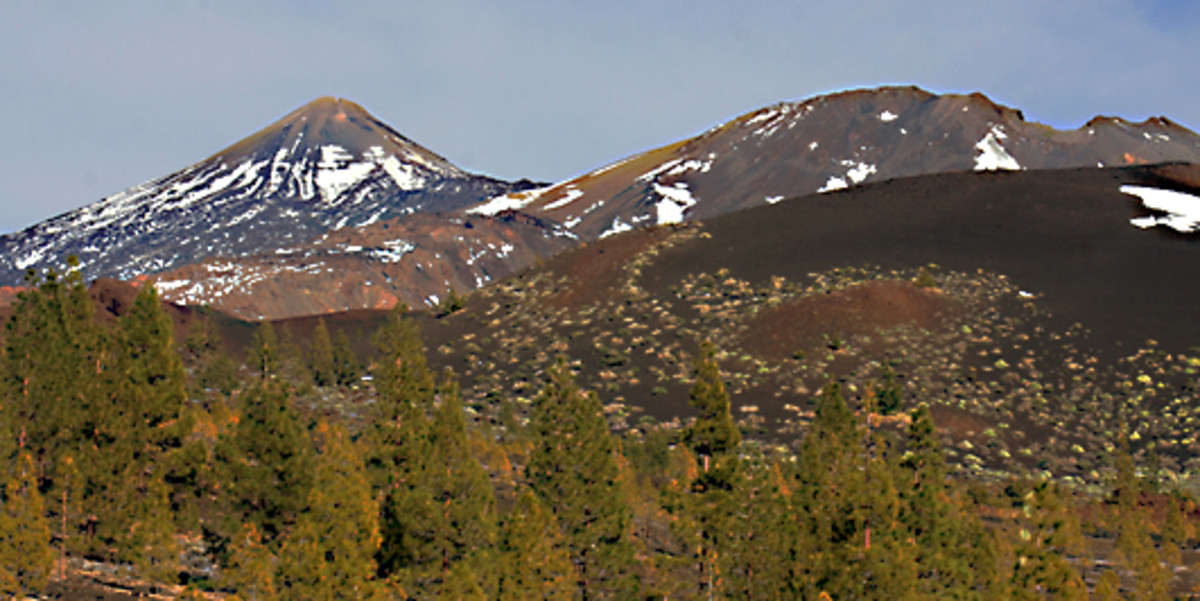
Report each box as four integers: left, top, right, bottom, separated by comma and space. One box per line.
403, 164, 1200, 483
639, 163, 1200, 353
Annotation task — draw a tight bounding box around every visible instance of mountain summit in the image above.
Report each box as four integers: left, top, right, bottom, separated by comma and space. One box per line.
0, 97, 528, 285
470, 86, 1200, 239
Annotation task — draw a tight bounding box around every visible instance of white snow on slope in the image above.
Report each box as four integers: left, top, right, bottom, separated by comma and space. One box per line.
818, 176, 848, 193
652, 182, 697, 225
467, 187, 549, 216
543, 187, 585, 211
1122, 185, 1200, 233
599, 217, 634, 239
636, 156, 714, 183
844, 161, 877, 184
879, 111, 898, 122
974, 126, 1021, 171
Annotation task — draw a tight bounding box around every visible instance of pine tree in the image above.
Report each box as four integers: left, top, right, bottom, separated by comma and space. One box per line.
684, 341, 740, 464
378, 373, 497, 594
526, 359, 636, 599
214, 381, 314, 547
184, 309, 238, 397
437, 562, 486, 600
0, 451, 55, 597
427, 373, 497, 587
114, 285, 188, 451
497, 491, 575, 600
332, 329, 360, 387
719, 457, 795, 600
676, 343, 741, 599
368, 303, 435, 492
248, 321, 279, 380
308, 319, 336, 387
2, 263, 106, 484
278, 420, 382, 600
1111, 442, 1170, 601
902, 403, 996, 597
127, 473, 181, 591
92, 284, 192, 560
223, 523, 279, 601
793, 381, 861, 597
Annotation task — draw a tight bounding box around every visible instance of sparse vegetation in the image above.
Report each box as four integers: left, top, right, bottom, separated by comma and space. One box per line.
5, 229, 1200, 598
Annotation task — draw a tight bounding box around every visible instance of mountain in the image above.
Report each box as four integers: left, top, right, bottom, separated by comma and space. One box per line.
0, 97, 536, 286
145, 211, 574, 320
415, 162, 1200, 479
469, 86, 1200, 240
6, 87, 1200, 321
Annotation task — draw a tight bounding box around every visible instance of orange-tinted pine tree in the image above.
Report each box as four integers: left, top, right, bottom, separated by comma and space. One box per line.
497, 491, 575, 600
0, 451, 55, 597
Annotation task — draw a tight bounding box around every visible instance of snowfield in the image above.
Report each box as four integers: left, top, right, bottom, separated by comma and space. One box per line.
1122, 185, 1200, 233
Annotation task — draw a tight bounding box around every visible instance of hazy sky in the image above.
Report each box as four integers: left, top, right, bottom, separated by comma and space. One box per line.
2, 1, 1198, 233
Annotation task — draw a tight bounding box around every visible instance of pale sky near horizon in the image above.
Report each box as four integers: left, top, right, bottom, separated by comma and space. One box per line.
1, 1, 1198, 233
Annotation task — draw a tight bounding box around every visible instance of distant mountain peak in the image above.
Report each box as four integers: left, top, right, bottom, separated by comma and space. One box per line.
0, 97, 525, 286
470, 85, 1200, 240
215, 96, 465, 183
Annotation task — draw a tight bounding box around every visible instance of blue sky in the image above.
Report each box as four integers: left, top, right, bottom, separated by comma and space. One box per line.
1, 1, 1197, 232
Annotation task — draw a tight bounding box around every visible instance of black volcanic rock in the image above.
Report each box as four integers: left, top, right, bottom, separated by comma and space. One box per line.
0, 97, 534, 285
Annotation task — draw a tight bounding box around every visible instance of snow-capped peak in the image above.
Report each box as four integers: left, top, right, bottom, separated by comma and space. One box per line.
0, 97, 522, 286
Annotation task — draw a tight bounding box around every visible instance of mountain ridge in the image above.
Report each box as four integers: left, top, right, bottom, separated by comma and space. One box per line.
0, 97, 535, 287
470, 86, 1200, 240
5, 86, 1200, 320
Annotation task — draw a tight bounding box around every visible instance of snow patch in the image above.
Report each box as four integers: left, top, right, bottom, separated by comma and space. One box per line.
543, 187, 585, 211
638, 155, 716, 184
599, 217, 634, 239
764, 195, 784, 205
1122, 185, 1200, 233
974, 126, 1021, 171
818, 176, 848, 193
844, 161, 877, 184
879, 110, 898, 122
466, 187, 548, 216
315, 145, 377, 201
652, 182, 697, 225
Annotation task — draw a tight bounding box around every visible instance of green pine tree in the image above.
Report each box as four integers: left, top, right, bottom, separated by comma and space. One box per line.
214, 380, 314, 547
278, 420, 382, 600
526, 359, 636, 599
184, 309, 239, 397
2, 262, 106, 486
223, 523, 279, 601
308, 319, 336, 387
719, 458, 797, 599
367, 303, 436, 492
248, 321, 279, 380
332, 329, 360, 387
0, 451, 55, 597
684, 341, 740, 462
497, 491, 575, 600
902, 403, 996, 597
675, 343, 741, 599
378, 373, 497, 594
